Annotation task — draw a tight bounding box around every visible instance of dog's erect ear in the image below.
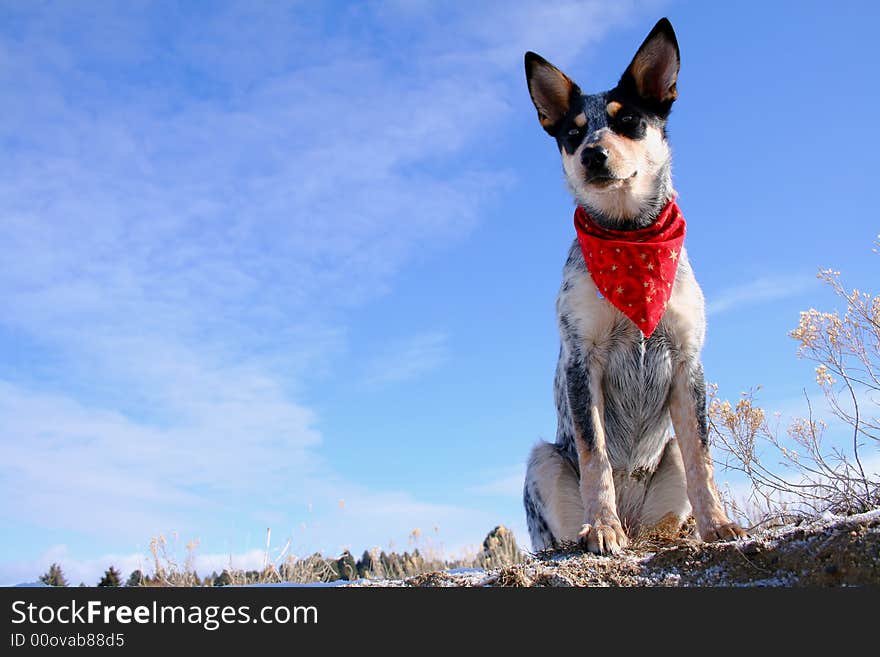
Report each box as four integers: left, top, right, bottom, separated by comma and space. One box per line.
620, 18, 680, 114
525, 52, 580, 133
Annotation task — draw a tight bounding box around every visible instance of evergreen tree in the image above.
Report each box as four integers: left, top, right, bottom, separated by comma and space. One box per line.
39, 563, 68, 587
97, 566, 122, 587
125, 570, 144, 587
357, 550, 373, 578
336, 550, 358, 581
213, 570, 232, 587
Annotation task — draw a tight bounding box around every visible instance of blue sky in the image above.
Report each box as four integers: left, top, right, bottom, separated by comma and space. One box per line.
1, 0, 878, 584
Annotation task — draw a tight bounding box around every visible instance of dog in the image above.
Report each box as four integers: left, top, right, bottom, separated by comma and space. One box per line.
522, 18, 745, 554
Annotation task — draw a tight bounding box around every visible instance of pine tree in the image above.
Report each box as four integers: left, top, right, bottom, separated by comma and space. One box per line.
39, 563, 68, 587
213, 570, 232, 587
98, 566, 122, 587
125, 570, 144, 587
336, 550, 358, 581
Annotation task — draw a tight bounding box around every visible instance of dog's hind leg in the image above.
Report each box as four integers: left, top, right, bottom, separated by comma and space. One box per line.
638, 437, 692, 538
523, 442, 583, 551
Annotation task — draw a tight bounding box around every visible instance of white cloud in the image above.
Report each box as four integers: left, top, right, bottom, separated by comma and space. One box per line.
0, 543, 267, 587
705, 274, 817, 316
1, 546, 146, 588
860, 451, 880, 478
362, 332, 449, 387
469, 465, 527, 498
0, 490, 501, 585
0, 1, 648, 577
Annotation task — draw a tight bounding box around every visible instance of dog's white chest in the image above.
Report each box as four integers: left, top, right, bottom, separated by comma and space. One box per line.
557, 246, 705, 358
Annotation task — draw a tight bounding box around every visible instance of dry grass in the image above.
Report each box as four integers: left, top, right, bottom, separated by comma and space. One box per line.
710, 236, 880, 529
132, 525, 519, 586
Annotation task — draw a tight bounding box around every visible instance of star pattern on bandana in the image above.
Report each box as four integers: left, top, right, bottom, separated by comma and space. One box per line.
574, 201, 686, 337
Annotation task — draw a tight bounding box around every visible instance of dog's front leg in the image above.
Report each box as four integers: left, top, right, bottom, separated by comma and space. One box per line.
567, 359, 628, 554
669, 361, 746, 541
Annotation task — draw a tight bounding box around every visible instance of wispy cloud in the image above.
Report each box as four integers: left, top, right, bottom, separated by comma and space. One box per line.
705, 274, 817, 316
469, 465, 526, 498
362, 332, 449, 387
0, 1, 646, 575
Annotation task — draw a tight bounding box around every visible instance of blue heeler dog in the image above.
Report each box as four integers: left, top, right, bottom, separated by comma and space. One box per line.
522, 18, 746, 554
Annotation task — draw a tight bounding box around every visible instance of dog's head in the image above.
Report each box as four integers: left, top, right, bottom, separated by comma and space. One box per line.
525, 18, 679, 227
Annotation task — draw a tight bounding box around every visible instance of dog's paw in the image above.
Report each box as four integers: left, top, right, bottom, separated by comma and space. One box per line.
700, 521, 747, 542
578, 521, 629, 555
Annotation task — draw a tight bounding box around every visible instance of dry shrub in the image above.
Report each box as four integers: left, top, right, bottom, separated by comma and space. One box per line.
143, 533, 203, 586
710, 237, 880, 529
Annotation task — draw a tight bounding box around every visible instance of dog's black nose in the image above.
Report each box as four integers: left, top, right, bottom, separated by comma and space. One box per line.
581, 145, 609, 172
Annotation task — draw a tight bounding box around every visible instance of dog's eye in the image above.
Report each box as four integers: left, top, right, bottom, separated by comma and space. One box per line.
621, 115, 636, 123
567, 128, 581, 136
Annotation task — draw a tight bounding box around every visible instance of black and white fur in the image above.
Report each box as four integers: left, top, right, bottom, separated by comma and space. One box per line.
523, 18, 745, 554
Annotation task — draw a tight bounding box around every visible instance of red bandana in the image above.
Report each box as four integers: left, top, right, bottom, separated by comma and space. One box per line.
574, 200, 685, 337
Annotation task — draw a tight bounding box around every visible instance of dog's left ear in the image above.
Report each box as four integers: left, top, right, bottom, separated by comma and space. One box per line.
620, 18, 680, 115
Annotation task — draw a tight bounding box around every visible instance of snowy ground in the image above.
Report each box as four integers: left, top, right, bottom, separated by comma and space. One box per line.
339, 509, 880, 587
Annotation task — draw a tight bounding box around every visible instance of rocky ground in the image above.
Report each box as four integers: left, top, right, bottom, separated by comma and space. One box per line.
350, 509, 880, 587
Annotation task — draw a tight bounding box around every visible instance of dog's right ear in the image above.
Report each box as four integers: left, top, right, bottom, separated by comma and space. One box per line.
525, 52, 580, 134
